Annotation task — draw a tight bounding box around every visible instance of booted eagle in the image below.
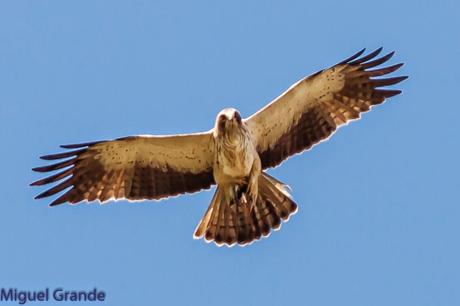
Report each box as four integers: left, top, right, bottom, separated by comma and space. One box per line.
31, 48, 407, 247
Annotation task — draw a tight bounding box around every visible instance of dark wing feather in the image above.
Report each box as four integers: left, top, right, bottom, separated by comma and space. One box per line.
31, 133, 215, 206
246, 48, 408, 169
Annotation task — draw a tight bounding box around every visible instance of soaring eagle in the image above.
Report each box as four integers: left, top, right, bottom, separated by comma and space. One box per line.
31, 48, 407, 247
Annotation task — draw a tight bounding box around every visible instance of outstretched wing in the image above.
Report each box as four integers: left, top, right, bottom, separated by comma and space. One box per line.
31, 133, 215, 206
245, 48, 408, 169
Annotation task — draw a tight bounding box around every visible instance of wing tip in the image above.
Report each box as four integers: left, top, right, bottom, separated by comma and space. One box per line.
372, 46, 384, 56
349, 47, 384, 65
49, 200, 65, 207
60, 140, 103, 149
39, 154, 58, 161
340, 47, 399, 67
386, 50, 396, 60
393, 62, 405, 70
30, 180, 41, 187
338, 48, 366, 65
384, 51, 396, 61
34, 193, 46, 200
48, 193, 73, 206
383, 89, 403, 97
399, 75, 409, 82
39, 149, 86, 161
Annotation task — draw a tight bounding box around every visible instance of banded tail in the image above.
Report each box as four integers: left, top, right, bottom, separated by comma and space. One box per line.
194, 172, 298, 247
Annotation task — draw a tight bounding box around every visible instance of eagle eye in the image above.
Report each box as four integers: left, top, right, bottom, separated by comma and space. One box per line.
218, 114, 227, 130
234, 112, 241, 123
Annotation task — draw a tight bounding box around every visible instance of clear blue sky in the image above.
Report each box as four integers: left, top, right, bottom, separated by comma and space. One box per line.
1, 1, 459, 305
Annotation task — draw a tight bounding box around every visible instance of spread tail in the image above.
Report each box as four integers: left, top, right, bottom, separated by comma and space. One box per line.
194, 172, 297, 247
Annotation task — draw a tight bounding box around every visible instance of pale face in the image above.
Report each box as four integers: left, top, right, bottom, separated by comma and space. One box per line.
215, 108, 242, 136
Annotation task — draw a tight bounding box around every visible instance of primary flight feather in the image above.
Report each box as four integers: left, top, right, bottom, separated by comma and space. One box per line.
31, 48, 407, 247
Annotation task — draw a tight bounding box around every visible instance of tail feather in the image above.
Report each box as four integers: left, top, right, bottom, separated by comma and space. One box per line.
194, 172, 298, 247
259, 173, 296, 220
194, 187, 220, 238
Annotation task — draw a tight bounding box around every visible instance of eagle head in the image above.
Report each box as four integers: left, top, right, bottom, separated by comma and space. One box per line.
214, 108, 242, 136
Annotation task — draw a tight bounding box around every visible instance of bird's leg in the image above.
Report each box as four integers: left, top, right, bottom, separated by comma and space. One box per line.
227, 185, 238, 206
235, 185, 248, 205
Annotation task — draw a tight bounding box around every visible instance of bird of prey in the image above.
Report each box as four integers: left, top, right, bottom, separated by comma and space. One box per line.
31, 48, 407, 247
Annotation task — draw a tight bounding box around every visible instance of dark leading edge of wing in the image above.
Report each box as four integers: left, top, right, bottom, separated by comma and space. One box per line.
259, 48, 408, 169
